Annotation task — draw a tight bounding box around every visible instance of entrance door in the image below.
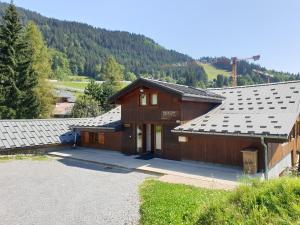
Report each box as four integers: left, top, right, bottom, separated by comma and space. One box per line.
136, 125, 143, 153
146, 124, 152, 152
136, 124, 162, 155
155, 125, 162, 156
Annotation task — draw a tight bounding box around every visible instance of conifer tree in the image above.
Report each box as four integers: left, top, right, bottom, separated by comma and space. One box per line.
0, 3, 40, 119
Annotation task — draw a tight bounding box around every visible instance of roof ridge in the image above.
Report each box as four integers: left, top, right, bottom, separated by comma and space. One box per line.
0, 118, 90, 122
209, 80, 300, 90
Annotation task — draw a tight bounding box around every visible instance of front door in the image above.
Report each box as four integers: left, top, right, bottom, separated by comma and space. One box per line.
146, 124, 152, 152
136, 124, 162, 155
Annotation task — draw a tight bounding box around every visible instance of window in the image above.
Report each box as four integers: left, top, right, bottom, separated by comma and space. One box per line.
155, 125, 162, 150
89, 132, 98, 144
151, 93, 158, 105
99, 133, 105, 144
140, 93, 147, 106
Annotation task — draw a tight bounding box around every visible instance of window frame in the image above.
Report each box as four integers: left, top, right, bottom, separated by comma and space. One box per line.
150, 93, 158, 106
139, 92, 147, 106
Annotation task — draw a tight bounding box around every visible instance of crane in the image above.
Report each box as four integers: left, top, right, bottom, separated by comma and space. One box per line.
252, 69, 274, 83
231, 55, 260, 87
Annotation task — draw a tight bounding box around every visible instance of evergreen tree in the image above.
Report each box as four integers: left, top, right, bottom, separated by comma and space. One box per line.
216, 74, 225, 87
0, 2, 40, 119
25, 21, 55, 118
84, 80, 118, 112
0, 2, 23, 118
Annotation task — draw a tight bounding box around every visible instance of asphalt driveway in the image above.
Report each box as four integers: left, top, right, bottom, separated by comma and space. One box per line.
0, 157, 151, 225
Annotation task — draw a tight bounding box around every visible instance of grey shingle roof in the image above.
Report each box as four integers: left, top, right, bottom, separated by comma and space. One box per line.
109, 78, 225, 103
0, 118, 86, 150
173, 81, 300, 139
142, 78, 225, 100
0, 107, 122, 150
54, 89, 76, 102
72, 106, 122, 130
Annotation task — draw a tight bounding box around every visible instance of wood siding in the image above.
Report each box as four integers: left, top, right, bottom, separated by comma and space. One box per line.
118, 86, 216, 159
80, 131, 122, 151
268, 116, 300, 168
179, 134, 264, 170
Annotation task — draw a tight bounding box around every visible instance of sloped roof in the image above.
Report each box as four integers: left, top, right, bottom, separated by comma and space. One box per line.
52, 103, 75, 116
0, 118, 86, 150
54, 89, 76, 103
173, 81, 300, 139
72, 106, 122, 130
109, 78, 225, 103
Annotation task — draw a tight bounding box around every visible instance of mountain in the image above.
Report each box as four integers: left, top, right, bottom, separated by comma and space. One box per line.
0, 2, 197, 79
199, 57, 299, 86
0, 2, 298, 87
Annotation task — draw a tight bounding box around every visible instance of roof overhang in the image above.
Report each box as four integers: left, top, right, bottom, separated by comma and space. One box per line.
109, 78, 181, 103
109, 78, 225, 104
72, 126, 121, 133
172, 129, 289, 141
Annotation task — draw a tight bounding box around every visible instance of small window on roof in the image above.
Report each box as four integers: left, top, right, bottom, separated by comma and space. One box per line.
151, 93, 158, 105
140, 93, 147, 106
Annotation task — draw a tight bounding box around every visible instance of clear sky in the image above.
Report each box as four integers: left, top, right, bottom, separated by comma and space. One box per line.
3, 0, 300, 73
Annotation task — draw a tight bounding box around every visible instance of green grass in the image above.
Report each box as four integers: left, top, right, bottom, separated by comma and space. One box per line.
57, 81, 89, 90
0, 155, 49, 162
64, 75, 91, 82
198, 177, 300, 225
199, 62, 231, 81
139, 179, 227, 225
140, 177, 300, 225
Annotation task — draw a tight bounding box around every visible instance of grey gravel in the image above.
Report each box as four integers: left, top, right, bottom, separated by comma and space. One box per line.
0, 158, 151, 225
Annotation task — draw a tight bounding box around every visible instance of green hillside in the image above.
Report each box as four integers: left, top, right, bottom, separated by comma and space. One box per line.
198, 62, 231, 80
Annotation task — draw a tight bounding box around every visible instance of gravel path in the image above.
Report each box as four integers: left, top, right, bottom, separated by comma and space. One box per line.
0, 157, 151, 225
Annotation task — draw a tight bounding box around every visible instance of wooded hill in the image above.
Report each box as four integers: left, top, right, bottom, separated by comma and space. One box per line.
0, 2, 298, 87
0, 2, 195, 78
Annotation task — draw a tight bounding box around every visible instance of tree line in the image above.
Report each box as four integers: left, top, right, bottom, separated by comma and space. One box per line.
200, 57, 300, 87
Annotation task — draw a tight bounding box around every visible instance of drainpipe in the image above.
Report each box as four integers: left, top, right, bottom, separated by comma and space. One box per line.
261, 136, 268, 180
73, 128, 77, 148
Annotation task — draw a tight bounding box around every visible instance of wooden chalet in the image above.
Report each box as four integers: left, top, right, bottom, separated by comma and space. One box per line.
67, 78, 300, 178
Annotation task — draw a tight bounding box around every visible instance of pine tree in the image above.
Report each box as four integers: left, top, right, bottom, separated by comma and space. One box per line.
0, 3, 23, 118
0, 2, 40, 119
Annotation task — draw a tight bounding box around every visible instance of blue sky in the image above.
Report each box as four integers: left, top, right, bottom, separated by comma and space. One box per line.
4, 0, 300, 73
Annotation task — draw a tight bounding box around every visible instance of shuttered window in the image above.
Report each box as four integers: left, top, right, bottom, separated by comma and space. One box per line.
99, 133, 105, 144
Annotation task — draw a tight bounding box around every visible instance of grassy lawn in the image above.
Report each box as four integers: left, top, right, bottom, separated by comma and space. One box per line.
139, 179, 227, 225
0, 154, 49, 162
57, 81, 89, 90
199, 62, 231, 80
140, 177, 300, 225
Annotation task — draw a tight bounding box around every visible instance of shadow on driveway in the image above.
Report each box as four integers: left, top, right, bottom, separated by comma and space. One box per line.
57, 157, 132, 174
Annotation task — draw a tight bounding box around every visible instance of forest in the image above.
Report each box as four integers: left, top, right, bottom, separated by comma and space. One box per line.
0, 1, 298, 89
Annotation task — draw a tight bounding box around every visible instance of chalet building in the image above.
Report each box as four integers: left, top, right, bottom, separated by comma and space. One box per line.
52, 89, 76, 118
73, 78, 300, 178
0, 78, 299, 179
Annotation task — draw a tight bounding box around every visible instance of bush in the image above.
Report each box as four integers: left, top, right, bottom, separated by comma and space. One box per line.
198, 177, 300, 225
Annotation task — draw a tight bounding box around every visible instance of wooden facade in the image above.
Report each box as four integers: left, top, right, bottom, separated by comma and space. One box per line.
116, 87, 217, 159
77, 79, 300, 175
80, 131, 122, 151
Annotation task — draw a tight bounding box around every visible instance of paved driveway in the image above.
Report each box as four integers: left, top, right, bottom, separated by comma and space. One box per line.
0, 158, 151, 225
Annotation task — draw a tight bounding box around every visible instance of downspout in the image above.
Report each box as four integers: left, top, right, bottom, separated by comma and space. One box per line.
260, 137, 268, 180
73, 128, 77, 148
